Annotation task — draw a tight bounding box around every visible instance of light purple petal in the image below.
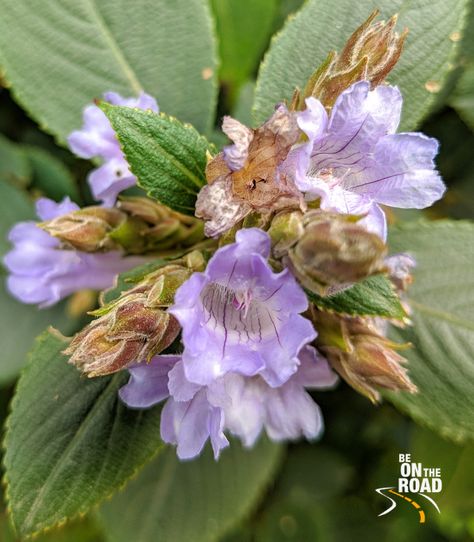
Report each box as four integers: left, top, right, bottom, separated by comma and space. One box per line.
294, 346, 339, 389
36, 197, 79, 221
349, 133, 445, 208
265, 382, 324, 441
119, 356, 179, 408
88, 158, 136, 207
161, 391, 226, 460
260, 313, 317, 387
167, 361, 201, 401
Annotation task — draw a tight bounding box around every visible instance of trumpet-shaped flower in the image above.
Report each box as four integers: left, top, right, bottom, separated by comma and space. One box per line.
169, 228, 317, 388
294, 81, 445, 239
68, 92, 158, 206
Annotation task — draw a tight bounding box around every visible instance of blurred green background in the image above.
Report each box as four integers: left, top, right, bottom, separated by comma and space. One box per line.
0, 0, 473, 540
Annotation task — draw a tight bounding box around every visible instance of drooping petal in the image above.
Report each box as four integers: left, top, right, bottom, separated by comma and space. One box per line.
160, 391, 229, 460
195, 179, 251, 238
119, 356, 179, 408
265, 382, 324, 441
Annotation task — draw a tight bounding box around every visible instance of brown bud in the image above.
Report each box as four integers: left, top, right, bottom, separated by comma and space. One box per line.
312, 310, 416, 403
65, 254, 207, 376
287, 211, 386, 294
40, 207, 125, 252
64, 294, 180, 376
297, 10, 407, 110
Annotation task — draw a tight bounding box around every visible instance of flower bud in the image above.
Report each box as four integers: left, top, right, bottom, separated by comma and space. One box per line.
118, 196, 205, 252
297, 10, 407, 110
65, 254, 205, 376
40, 207, 125, 252
65, 294, 180, 376
287, 212, 386, 294
312, 310, 416, 403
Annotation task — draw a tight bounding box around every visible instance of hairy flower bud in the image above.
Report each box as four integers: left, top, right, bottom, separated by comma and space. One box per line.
40, 198, 205, 256
295, 10, 407, 110
285, 212, 386, 294
65, 253, 206, 376
312, 309, 416, 403
40, 207, 125, 252
65, 295, 180, 376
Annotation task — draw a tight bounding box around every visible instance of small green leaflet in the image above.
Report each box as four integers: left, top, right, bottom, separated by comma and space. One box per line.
101, 104, 214, 215
307, 274, 407, 320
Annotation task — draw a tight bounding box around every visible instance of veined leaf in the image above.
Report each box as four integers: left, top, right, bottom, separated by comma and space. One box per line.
97, 439, 283, 542
0, 0, 217, 141
3, 330, 164, 537
307, 274, 407, 320
101, 104, 214, 215
254, 0, 467, 130
386, 220, 474, 442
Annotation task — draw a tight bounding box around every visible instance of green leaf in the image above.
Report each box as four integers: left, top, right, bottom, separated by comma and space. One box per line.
0, 134, 32, 187
386, 220, 474, 442
26, 146, 80, 202
253, 0, 468, 130
97, 439, 283, 542
0, 182, 78, 384
101, 104, 214, 214
0, 0, 218, 141
211, 0, 277, 89
307, 275, 407, 320
450, 2, 474, 131
4, 330, 164, 537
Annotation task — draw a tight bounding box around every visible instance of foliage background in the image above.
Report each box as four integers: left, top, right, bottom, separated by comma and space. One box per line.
0, 0, 473, 540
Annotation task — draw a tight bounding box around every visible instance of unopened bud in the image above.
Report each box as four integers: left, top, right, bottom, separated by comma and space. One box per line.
287, 212, 386, 294
40, 207, 125, 252
65, 253, 208, 376
297, 10, 407, 110
268, 210, 304, 258
118, 196, 205, 252
65, 294, 180, 376
312, 310, 416, 403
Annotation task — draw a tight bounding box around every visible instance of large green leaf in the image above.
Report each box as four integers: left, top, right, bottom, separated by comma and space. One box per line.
253, 0, 467, 130
26, 146, 80, 202
3, 331, 164, 538
0, 0, 217, 140
0, 134, 32, 188
0, 182, 77, 384
101, 104, 213, 214
386, 220, 474, 442
308, 274, 407, 320
211, 0, 277, 90
97, 439, 283, 542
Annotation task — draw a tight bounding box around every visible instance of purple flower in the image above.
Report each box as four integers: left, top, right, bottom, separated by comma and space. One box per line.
120, 346, 338, 459
68, 92, 159, 206
3, 197, 145, 308
293, 81, 445, 239
169, 228, 317, 388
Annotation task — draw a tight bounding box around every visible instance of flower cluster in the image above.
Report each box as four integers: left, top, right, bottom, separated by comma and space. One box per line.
3, 12, 447, 461
120, 229, 338, 458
